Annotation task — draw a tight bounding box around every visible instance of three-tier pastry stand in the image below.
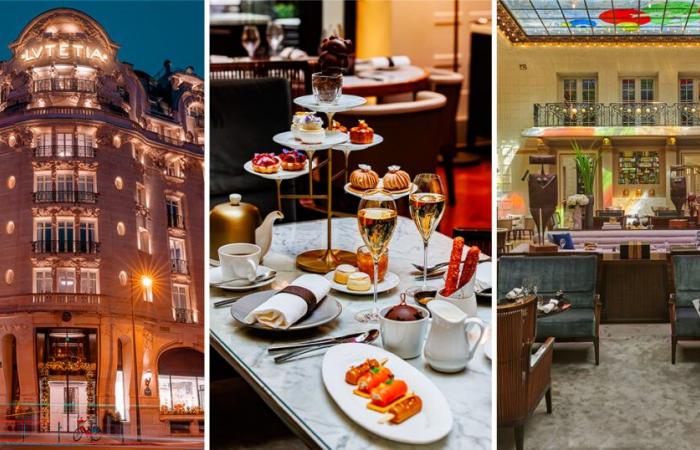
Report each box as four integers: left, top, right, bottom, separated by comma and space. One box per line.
244, 94, 411, 273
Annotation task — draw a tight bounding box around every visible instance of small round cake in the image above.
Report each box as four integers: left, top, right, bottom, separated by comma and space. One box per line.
349, 120, 374, 144
333, 264, 357, 284
279, 149, 308, 171
251, 153, 281, 174
347, 272, 371, 291
296, 114, 325, 144
350, 164, 379, 191
382, 165, 410, 191
291, 112, 313, 140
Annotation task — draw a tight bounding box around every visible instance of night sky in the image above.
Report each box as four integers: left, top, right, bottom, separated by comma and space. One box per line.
0, 1, 204, 76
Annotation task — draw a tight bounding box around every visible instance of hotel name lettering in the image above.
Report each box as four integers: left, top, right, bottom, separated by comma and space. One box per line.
19, 41, 108, 63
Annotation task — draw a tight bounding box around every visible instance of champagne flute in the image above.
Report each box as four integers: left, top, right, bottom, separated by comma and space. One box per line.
356, 189, 398, 323
407, 173, 446, 295
241, 25, 260, 59
266, 21, 284, 56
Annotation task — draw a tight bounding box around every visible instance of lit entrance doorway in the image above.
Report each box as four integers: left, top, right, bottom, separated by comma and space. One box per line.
49, 380, 87, 432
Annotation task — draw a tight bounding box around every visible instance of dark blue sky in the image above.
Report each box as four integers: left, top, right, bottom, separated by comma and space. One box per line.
1, 1, 204, 76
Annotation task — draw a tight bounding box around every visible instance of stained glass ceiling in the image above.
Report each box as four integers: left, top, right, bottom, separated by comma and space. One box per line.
499, 0, 700, 42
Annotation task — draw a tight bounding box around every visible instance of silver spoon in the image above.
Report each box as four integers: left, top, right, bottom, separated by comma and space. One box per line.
212, 270, 276, 288
274, 329, 380, 363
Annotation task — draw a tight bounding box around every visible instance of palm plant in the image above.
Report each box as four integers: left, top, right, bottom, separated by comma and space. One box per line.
572, 141, 598, 195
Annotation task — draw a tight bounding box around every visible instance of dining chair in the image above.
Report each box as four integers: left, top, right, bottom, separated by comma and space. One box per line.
668, 251, 700, 363
452, 227, 491, 256
429, 69, 464, 206
497, 229, 508, 256
497, 296, 554, 450
522, 217, 535, 242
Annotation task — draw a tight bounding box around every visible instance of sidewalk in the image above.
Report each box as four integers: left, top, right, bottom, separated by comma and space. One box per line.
0, 431, 204, 449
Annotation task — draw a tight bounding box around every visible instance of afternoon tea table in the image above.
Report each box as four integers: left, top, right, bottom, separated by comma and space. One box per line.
210, 217, 492, 450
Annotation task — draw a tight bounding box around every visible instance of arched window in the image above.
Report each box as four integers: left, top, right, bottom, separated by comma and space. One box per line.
157, 348, 204, 414
114, 339, 128, 421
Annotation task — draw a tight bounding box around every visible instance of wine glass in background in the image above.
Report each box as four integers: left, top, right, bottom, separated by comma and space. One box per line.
522, 277, 534, 297
407, 173, 446, 295
241, 25, 260, 59
266, 21, 284, 56
356, 189, 398, 323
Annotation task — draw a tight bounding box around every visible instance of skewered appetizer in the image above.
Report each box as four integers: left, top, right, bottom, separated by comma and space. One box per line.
441, 237, 481, 297
350, 120, 374, 144
295, 114, 325, 144
349, 164, 379, 191
345, 358, 381, 385
331, 120, 347, 133
251, 153, 281, 174
379, 395, 423, 424
369, 378, 408, 409
382, 166, 411, 191
279, 149, 308, 171
333, 264, 357, 284
356, 366, 393, 397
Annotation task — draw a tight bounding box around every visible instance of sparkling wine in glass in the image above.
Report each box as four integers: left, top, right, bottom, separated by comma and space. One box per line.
356, 189, 398, 323
408, 173, 446, 295
241, 25, 260, 59
266, 21, 284, 56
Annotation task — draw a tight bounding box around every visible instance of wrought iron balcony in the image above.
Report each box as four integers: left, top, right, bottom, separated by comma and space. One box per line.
167, 214, 186, 230
33, 190, 97, 204
32, 293, 101, 305
174, 307, 196, 324
34, 78, 96, 93
32, 240, 100, 254
533, 102, 700, 127
171, 259, 189, 274
33, 145, 95, 158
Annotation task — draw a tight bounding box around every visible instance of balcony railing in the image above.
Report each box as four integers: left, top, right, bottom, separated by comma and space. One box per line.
34, 145, 95, 158
33, 293, 101, 305
533, 102, 700, 127
174, 307, 196, 324
33, 190, 97, 204
167, 214, 186, 230
34, 78, 96, 93
32, 240, 100, 254
171, 259, 189, 274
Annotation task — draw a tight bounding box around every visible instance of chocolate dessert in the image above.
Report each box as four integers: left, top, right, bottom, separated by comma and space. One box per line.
384, 294, 423, 321
318, 35, 353, 74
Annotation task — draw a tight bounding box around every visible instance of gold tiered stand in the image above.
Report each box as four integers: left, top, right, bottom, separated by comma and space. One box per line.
245, 94, 387, 273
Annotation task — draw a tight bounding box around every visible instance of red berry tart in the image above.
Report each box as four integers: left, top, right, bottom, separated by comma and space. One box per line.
251, 153, 280, 174
279, 149, 308, 171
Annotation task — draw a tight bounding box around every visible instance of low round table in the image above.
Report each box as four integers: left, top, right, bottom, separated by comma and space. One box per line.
343, 65, 430, 98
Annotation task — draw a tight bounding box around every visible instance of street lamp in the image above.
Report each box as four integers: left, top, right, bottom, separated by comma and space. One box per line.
130, 273, 152, 442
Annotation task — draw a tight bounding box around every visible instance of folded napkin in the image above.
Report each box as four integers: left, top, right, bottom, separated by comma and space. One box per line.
537, 298, 559, 314
370, 55, 411, 69
243, 274, 330, 329
505, 287, 523, 300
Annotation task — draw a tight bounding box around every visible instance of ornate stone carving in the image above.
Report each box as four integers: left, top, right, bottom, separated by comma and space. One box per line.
96, 126, 115, 147
143, 329, 153, 351
6, 70, 31, 105
97, 73, 123, 107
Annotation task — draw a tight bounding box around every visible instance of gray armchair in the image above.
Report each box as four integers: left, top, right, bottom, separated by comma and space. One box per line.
498, 255, 601, 364
669, 252, 700, 363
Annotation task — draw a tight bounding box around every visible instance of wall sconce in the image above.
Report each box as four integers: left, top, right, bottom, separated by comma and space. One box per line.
144, 370, 152, 396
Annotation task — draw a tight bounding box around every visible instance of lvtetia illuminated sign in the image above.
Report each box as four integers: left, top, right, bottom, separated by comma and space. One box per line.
19, 41, 108, 63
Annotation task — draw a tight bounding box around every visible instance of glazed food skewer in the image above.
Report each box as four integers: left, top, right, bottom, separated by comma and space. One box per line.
377, 394, 422, 424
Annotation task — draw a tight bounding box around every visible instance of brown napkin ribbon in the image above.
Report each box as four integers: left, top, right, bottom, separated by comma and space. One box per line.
279, 285, 318, 316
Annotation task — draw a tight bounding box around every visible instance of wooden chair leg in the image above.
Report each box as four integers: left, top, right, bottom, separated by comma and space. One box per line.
672, 336, 677, 364
594, 337, 600, 365
545, 388, 552, 414
514, 425, 524, 450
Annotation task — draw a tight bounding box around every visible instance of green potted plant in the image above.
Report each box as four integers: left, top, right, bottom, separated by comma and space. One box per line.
572, 141, 599, 229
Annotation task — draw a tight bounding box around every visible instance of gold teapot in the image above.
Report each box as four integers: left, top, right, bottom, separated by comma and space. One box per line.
210, 194, 283, 263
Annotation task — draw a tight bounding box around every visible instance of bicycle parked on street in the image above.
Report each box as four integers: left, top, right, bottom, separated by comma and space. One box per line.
73, 416, 102, 442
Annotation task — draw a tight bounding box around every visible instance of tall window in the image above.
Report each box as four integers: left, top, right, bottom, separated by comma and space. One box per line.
115, 342, 128, 421
166, 161, 182, 178
172, 284, 193, 323
679, 78, 700, 125
57, 219, 74, 253
79, 269, 98, 294
36, 133, 52, 156
166, 198, 183, 228
138, 228, 151, 254
620, 77, 656, 103
35, 173, 52, 202
136, 184, 146, 207
76, 134, 93, 157
34, 269, 52, 293
35, 220, 52, 252
56, 133, 73, 157
56, 268, 76, 293
169, 239, 187, 273
561, 77, 597, 103
56, 173, 74, 202
77, 173, 95, 193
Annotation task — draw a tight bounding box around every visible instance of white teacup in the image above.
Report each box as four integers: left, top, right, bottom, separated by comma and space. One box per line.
218, 243, 260, 281
379, 304, 430, 359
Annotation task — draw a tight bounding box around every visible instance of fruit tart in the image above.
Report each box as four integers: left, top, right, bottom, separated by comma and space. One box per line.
251, 153, 281, 174
350, 164, 379, 191
382, 165, 410, 191
331, 120, 347, 133
295, 114, 325, 144
279, 149, 308, 171
350, 120, 374, 144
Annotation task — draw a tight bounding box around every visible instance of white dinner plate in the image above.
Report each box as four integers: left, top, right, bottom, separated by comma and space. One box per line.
272, 130, 348, 151
322, 343, 453, 444
294, 94, 367, 112
324, 271, 400, 295
210, 265, 275, 291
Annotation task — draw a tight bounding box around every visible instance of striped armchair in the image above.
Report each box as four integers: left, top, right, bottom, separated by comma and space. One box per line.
498, 296, 554, 450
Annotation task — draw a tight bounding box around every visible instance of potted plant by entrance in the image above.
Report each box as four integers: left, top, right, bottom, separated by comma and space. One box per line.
573, 141, 599, 229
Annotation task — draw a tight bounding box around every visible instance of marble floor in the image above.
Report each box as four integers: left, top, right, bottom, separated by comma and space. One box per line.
498, 324, 700, 450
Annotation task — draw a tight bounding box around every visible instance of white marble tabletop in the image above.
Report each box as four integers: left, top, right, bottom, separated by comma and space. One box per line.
210, 217, 492, 450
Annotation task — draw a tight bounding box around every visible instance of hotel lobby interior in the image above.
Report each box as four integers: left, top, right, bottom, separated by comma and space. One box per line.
497, 1, 700, 449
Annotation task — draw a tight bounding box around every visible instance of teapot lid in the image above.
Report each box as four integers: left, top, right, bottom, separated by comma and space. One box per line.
229, 193, 242, 205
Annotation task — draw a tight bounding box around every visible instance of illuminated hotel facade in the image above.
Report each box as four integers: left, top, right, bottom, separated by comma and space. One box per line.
0, 9, 204, 437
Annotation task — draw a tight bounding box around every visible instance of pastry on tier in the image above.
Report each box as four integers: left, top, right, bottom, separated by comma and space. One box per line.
350, 164, 379, 191
331, 120, 347, 133
382, 165, 411, 191
279, 149, 308, 171
333, 264, 357, 284
295, 114, 325, 144
347, 272, 371, 291
291, 112, 313, 140
349, 120, 374, 144
251, 153, 281, 174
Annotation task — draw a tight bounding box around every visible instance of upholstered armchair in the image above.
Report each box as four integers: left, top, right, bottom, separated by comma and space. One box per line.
498, 254, 602, 364
498, 296, 554, 450
669, 252, 700, 363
